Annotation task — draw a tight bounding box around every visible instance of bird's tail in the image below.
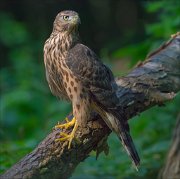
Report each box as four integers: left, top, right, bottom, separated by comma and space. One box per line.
105, 112, 140, 169
118, 128, 140, 169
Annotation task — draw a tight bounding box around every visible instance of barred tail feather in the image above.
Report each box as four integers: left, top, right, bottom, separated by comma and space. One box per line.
118, 130, 140, 168
105, 112, 140, 168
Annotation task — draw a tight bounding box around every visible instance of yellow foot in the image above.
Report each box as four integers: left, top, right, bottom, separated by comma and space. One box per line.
55, 117, 78, 149
55, 117, 75, 129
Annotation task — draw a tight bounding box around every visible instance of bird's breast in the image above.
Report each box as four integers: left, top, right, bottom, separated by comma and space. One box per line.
44, 40, 69, 100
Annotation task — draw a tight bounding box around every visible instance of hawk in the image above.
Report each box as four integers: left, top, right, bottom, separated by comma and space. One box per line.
44, 10, 140, 167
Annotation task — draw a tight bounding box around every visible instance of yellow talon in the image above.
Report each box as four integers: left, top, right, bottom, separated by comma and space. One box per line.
55, 117, 76, 129
59, 132, 69, 137
65, 117, 69, 122
55, 117, 78, 149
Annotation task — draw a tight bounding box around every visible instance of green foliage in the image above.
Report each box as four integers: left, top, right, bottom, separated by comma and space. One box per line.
0, 140, 37, 173
0, 13, 29, 46
113, 0, 180, 66
145, 0, 180, 38
0, 13, 70, 173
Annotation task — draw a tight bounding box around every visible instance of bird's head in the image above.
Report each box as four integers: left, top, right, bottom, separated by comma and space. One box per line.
53, 10, 80, 34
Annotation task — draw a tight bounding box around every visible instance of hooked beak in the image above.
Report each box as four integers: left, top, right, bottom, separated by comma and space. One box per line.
72, 15, 81, 25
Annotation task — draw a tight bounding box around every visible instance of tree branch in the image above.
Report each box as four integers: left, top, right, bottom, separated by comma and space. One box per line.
1, 32, 180, 179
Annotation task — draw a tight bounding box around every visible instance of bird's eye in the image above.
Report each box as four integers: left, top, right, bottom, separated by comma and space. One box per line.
63, 15, 70, 21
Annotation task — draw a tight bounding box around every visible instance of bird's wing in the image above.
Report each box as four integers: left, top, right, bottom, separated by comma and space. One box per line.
66, 43, 119, 108
66, 43, 140, 167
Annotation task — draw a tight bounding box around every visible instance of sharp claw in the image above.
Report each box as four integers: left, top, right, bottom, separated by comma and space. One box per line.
55, 132, 75, 148
55, 117, 76, 129
65, 117, 69, 122
56, 136, 69, 141
68, 141, 72, 149
60, 132, 69, 137
55, 124, 66, 129
55, 119, 78, 149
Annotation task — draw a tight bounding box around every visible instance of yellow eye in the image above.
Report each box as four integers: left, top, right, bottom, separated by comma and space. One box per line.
63, 15, 70, 21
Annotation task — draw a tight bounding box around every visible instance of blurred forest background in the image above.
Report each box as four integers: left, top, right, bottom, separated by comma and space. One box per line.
0, 0, 180, 178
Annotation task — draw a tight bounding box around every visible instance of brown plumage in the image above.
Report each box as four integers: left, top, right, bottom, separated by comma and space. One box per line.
43, 10, 140, 168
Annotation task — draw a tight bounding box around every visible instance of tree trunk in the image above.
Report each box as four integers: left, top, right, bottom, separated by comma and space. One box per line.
159, 113, 180, 179
1, 32, 180, 179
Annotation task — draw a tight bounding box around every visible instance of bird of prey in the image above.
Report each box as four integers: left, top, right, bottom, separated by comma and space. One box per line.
43, 10, 140, 167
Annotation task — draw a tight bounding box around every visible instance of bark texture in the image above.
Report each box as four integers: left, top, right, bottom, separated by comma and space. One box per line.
1, 33, 180, 179
159, 113, 180, 179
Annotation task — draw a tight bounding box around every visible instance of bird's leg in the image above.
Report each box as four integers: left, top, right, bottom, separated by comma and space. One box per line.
55, 116, 75, 129
55, 115, 77, 148
55, 117, 78, 149
55, 99, 89, 148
